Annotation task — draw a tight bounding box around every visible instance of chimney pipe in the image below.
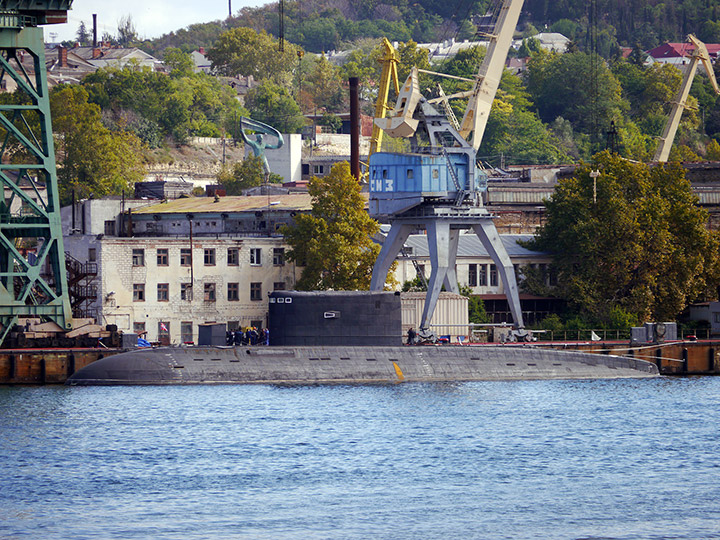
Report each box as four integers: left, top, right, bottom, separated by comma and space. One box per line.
58, 45, 67, 67
92, 14, 97, 48
349, 76, 360, 182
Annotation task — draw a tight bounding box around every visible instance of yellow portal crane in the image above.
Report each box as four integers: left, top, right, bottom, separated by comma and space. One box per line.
654, 34, 720, 162
368, 38, 400, 159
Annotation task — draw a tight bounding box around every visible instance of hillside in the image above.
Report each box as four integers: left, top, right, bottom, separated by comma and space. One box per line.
138, 0, 720, 57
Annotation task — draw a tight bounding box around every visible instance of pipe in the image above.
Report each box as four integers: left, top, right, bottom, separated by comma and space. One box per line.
349, 76, 360, 182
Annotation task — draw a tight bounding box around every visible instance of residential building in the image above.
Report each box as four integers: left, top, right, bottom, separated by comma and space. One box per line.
645, 42, 720, 74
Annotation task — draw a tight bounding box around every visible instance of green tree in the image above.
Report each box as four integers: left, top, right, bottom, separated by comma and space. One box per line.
525, 50, 625, 137
82, 64, 247, 143
707, 138, 720, 160
244, 80, 306, 134
117, 15, 138, 47
528, 151, 720, 323
163, 47, 195, 78
304, 55, 345, 113
281, 162, 390, 290
217, 155, 270, 194
480, 72, 569, 165
76, 21, 90, 46
50, 85, 145, 204
206, 27, 300, 85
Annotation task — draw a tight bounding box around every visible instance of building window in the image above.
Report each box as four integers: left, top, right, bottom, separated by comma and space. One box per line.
181, 321, 193, 344
157, 283, 169, 301
88, 248, 96, 262
468, 264, 477, 287
204, 283, 216, 302
204, 248, 216, 266
157, 248, 168, 266
313, 164, 324, 175
406, 168, 414, 179
227, 321, 240, 331
250, 282, 262, 301
227, 282, 239, 301
273, 248, 285, 266
227, 247, 239, 266
133, 322, 145, 334
273, 282, 285, 291
479, 264, 488, 286
132, 249, 145, 267
180, 248, 192, 266
133, 283, 145, 301
490, 264, 498, 287
104, 220, 115, 236
250, 248, 262, 266
180, 282, 193, 301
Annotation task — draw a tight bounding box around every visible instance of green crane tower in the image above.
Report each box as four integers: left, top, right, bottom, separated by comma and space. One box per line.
0, 1, 73, 344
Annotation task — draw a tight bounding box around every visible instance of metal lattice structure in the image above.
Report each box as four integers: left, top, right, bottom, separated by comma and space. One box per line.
0, 2, 73, 343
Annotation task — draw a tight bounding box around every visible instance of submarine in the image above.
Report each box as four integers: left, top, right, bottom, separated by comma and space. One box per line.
67, 292, 659, 385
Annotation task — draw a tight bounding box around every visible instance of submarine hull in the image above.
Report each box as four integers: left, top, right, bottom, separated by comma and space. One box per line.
66, 345, 659, 385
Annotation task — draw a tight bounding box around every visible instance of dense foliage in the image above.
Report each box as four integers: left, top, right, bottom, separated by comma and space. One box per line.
281, 162, 393, 290
81, 60, 248, 144
50, 86, 146, 204
137, 0, 720, 56
526, 152, 720, 324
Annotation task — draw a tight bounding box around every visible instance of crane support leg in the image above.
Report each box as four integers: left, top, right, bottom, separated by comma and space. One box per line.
0, 26, 72, 344
473, 220, 524, 328
370, 223, 413, 291
442, 228, 460, 294
420, 221, 452, 332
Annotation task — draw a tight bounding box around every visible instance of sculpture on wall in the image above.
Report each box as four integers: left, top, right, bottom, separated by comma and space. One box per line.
239, 117, 284, 178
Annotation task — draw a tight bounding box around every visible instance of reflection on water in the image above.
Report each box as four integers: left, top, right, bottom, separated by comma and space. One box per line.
1, 378, 720, 540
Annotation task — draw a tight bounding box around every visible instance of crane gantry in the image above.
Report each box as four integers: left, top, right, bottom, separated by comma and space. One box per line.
0, 1, 73, 344
368, 0, 527, 340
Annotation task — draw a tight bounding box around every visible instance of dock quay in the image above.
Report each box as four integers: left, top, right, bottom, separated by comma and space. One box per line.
0, 340, 717, 385
538, 340, 720, 375
0, 349, 123, 385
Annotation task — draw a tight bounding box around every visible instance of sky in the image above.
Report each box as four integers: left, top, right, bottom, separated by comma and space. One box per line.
48, 0, 268, 43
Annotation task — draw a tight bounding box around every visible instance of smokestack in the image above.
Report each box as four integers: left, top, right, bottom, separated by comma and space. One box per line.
92, 14, 97, 48
58, 45, 67, 67
349, 77, 360, 182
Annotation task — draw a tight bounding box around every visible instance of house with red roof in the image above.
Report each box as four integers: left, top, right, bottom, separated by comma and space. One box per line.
645, 41, 720, 74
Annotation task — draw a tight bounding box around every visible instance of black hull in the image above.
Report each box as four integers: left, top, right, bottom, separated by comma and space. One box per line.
66, 345, 659, 385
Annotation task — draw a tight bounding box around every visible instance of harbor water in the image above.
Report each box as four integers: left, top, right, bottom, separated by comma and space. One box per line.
2, 378, 719, 539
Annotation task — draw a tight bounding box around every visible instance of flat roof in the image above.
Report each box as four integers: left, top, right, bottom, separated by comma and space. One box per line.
131, 194, 314, 215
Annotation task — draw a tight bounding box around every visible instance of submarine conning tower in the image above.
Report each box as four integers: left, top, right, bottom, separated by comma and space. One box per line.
269, 290, 402, 346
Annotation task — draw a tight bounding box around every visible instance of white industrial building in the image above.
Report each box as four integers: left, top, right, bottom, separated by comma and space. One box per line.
60, 195, 307, 345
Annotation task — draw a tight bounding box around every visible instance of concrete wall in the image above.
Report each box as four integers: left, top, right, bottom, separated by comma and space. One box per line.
64, 234, 300, 344
61, 199, 153, 236
246, 133, 302, 182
